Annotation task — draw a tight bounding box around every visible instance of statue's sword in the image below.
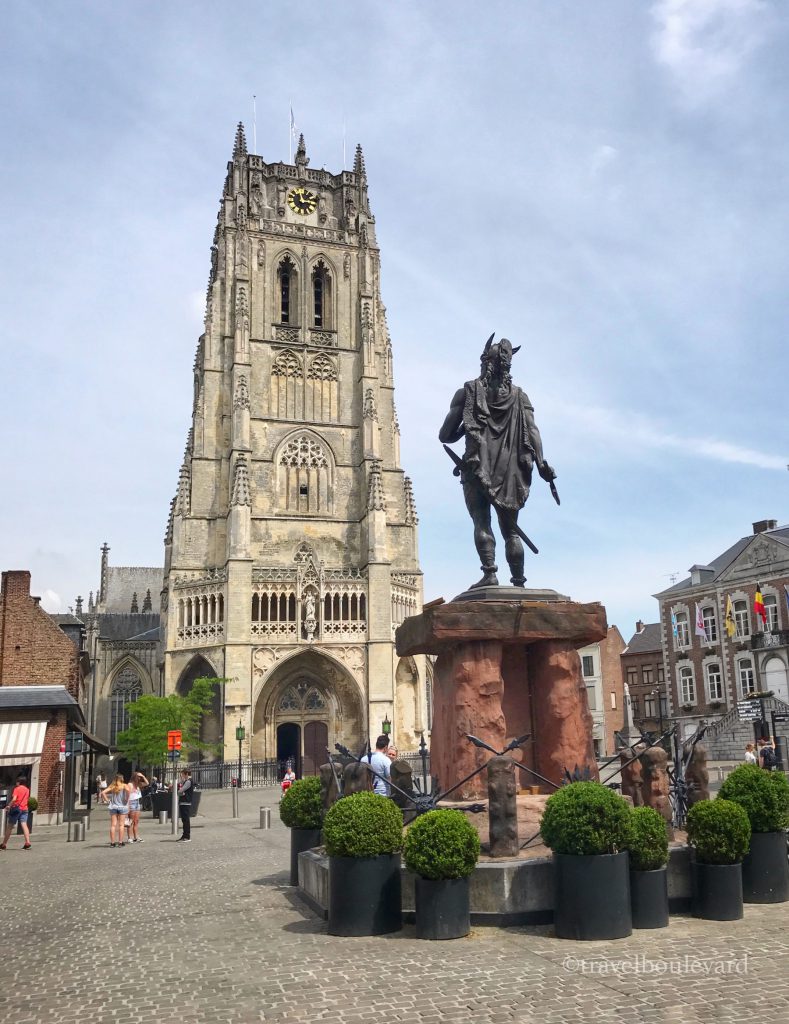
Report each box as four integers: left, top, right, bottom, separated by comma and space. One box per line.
442, 444, 539, 555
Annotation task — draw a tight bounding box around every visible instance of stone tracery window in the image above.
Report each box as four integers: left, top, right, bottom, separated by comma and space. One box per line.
109, 666, 143, 744
270, 349, 304, 419
278, 680, 327, 714
277, 433, 333, 514
306, 353, 338, 422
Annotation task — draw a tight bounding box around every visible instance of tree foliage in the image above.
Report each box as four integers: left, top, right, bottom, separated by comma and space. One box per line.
114, 677, 225, 764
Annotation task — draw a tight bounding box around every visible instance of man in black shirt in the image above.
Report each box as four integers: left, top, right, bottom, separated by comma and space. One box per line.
176, 770, 193, 842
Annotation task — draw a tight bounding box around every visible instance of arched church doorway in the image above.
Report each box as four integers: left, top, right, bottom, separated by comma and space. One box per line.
176, 655, 222, 761
252, 648, 364, 771
277, 723, 301, 777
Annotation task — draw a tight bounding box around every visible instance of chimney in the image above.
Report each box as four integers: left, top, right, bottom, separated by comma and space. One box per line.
753, 520, 777, 534
1, 570, 32, 597
636, 619, 644, 634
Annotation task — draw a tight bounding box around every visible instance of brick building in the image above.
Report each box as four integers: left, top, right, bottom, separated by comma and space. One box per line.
0, 570, 102, 820
620, 621, 669, 736
578, 625, 625, 757
654, 519, 789, 741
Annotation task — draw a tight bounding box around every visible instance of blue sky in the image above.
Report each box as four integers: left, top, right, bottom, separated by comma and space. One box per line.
1, 0, 788, 641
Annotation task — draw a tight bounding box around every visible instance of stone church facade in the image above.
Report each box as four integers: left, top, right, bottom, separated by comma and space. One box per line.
160, 125, 427, 771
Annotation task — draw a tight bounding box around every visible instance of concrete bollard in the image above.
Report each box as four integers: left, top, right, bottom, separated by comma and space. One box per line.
260, 807, 271, 829
159, 810, 168, 825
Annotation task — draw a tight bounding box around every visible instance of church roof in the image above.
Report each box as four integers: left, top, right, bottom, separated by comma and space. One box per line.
100, 567, 163, 614
96, 612, 160, 642
50, 613, 84, 626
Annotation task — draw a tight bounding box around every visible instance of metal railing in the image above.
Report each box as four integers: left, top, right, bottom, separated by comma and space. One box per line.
160, 759, 281, 789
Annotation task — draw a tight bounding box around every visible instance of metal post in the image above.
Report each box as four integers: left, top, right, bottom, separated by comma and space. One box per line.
159, 810, 168, 825
260, 806, 270, 829
171, 768, 178, 836
232, 784, 239, 818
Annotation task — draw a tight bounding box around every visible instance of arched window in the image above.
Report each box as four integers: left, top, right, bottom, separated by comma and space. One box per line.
764, 594, 779, 632
271, 349, 304, 419
109, 666, 143, 744
678, 665, 695, 706
277, 433, 333, 514
738, 658, 756, 697
278, 256, 297, 324
673, 610, 690, 649
311, 260, 332, 329
306, 354, 338, 422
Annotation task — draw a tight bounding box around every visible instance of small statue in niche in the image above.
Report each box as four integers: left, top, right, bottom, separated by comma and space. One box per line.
257, 240, 265, 268
236, 196, 247, 230
250, 173, 264, 215
343, 252, 351, 279
277, 184, 287, 217
318, 193, 328, 224
487, 755, 518, 857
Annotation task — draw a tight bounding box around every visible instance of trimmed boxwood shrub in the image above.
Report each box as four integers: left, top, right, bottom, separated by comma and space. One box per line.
719, 764, 789, 832
626, 806, 669, 871
686, 798, 751, 865
323, 792, 403, 857
540, 781, 631, 856
27, 797, 38, 812
279, 777, 322, 830
403, 810, 481, 880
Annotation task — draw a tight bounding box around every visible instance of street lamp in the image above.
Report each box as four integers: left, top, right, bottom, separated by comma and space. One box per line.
236, 721, 245, 788
381, 715, 391, 737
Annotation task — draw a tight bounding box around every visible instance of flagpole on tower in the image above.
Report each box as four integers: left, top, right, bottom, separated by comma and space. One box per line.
252, 95, 257, 154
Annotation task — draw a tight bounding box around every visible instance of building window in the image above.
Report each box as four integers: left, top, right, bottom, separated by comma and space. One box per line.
702, 606, 718, 643
626, 667, 638, 687
678, 666, 695, 705
644, 695, 656, 717
586, 685, 597, 711
610, 692, 617, 710
657, 666, 665, 684
738, 658, 756, 697
705, 663, 724, 702
765, 594, 779, 632
674, 610, 690, 649
642, 666, 653, 686
660, 694, 669, 718
630, 696, 640, 719
311, 260, 332, 329
109, 666, 143, 745
278, 256, 297, 324
582, 655, 595, 677
734, 600, 750, 639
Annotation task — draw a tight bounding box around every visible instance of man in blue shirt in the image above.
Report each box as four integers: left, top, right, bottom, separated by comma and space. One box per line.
368, 735, 391, 796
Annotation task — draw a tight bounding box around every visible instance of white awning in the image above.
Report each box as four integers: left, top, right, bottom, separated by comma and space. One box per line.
0, 721, 48, 765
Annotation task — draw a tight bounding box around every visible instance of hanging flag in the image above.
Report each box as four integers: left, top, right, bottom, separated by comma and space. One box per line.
754, 584, 767, 627
290, 106, 298, 140
671, 610, 678, 639
724, 595, 736, 638
694, 603, 706, 639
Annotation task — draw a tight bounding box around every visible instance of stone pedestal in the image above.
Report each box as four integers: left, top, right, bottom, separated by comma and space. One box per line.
396, 591, 606, 797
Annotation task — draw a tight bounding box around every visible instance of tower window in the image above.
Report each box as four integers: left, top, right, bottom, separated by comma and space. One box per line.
311, 260, 332, 329
278, 256, 297, 325
314, 275, 323, 328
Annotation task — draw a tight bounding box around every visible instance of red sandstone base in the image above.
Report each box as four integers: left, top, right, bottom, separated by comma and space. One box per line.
396, 595, 607, 798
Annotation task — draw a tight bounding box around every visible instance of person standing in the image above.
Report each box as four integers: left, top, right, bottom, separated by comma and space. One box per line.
367, 735, 391, 796
744, 743, 758, 765
127, 771, 149, 843
176, 769, 193, 842
101, 774, 131, 847
95, 772, 108, 802
0, 774, 32, 851
760, 737, 779, 771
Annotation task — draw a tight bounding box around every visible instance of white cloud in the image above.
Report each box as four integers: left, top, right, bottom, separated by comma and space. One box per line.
590, 144, 618, 176
562, 403, 786, 471
40, 589, 63, 612
650, 0, 770, 104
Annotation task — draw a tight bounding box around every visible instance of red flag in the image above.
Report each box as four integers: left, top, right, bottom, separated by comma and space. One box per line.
754, 584, 767, 626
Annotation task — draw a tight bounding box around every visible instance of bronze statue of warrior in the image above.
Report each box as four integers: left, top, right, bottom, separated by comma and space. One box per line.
439, 334, 557, 588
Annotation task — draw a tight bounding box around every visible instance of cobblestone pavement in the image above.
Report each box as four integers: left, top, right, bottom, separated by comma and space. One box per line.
1, 797, 788, 1024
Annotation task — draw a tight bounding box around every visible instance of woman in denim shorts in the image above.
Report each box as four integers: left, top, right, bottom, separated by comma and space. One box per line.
101, 774, 131, 847
127, 771, 149, 843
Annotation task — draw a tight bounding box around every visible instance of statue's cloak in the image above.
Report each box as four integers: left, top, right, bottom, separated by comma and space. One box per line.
462, 379, 535, 510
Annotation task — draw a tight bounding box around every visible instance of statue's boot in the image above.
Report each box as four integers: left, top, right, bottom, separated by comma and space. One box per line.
470, 565, 499, 589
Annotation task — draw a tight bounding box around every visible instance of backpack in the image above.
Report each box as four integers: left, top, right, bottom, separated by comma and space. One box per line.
761, 746, 778, 769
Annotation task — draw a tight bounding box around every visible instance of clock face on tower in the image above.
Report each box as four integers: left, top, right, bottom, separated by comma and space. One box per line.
287, 187, 318, 215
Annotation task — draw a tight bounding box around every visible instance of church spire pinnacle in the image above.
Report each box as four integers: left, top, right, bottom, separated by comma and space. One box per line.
295, 133, 309, 167
231, 454, 252, 507
233, 121, 247, 159
353, 143, 366, 177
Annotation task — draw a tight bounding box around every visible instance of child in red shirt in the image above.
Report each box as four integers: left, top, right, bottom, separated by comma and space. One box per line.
1, 774, 32, 850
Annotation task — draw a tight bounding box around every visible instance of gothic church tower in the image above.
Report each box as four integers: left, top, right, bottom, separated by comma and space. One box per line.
161, 124, 426, 770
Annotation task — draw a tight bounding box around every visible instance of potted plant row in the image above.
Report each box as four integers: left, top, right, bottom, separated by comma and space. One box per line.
323, 791, 404, 936
279, 777, 323, 886
403, 809, 480, 940
719, 764, 789, 903
626, 806, 670, 929
540, 781, 632, 940
686, 798, 750, 921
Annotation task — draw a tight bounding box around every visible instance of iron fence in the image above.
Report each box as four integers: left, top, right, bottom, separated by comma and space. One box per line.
159, 759, 282, 789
